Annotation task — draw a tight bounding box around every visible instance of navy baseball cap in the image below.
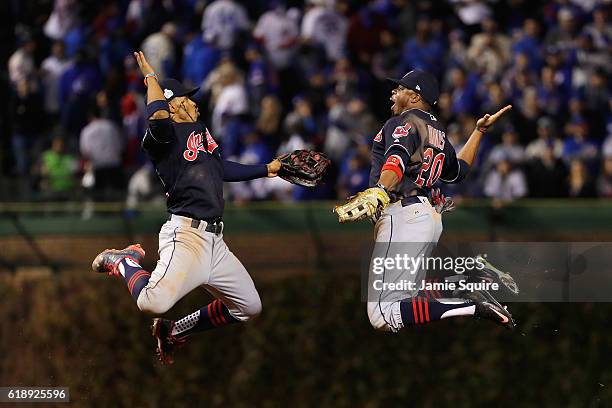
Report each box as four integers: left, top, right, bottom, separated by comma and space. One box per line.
158, 78, 199, 100
388, 69, 440, 106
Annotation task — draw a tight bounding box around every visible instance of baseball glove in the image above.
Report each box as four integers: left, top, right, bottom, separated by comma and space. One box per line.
334, 187, 391, 223
277, 150, 331, 187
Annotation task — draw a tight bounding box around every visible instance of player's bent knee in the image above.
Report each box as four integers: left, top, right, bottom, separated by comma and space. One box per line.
136, 293, 174, 315
233, 296, 262, 322
244, 297, 263, 320
367, 306, 391, 332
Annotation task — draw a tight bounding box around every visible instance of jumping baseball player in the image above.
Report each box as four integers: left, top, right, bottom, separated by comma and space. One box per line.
92, 51, 328, 364
334, 69, 518, 332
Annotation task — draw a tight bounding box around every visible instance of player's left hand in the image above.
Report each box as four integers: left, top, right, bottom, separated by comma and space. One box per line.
267, 159, 281, 177
133, 51, 155, 77
476, 104, 512, 130
334, 187, 391, 223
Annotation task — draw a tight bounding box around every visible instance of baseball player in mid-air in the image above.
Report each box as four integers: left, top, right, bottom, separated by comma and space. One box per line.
92, 51, 327, 364
335, 69, 518, 332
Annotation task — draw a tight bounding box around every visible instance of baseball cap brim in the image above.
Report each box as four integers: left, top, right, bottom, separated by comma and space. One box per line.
159, 78, 200, 100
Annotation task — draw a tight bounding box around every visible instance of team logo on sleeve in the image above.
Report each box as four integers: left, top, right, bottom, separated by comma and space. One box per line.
392, 123, 413, 139
373, 129, 383, 142
183, 130, 219, 161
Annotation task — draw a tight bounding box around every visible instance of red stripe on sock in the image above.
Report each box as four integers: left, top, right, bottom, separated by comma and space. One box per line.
127, 270, 149, 294
216, 300, 227, 324
423, 297, 430, 322
417, 297, 424, 324
208, 303, 218, 327
212, 300, 223, 326
412, 298, 419, 324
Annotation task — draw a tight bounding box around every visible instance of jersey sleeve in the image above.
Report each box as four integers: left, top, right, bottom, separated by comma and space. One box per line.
142, 118, 174, 158
439, 141, 470, 184
222, 160, 268, 182
381, 118, 420, 182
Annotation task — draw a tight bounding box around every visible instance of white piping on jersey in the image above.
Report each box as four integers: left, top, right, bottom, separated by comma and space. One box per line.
143, 127, 172, 144
439, 159, 461, 183
384, 143, 411, 157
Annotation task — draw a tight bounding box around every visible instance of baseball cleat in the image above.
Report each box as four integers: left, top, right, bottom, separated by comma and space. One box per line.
151, 318, 186, 365
91, 244, 145, 277
465, 256, 520, 295
459, 289, 516, 330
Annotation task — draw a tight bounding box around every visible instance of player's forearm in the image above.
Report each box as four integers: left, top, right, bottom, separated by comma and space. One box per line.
222, 160, 268, 182
145, 77, 170, 120
456, 128, 486, 168
378, 170, 400, 191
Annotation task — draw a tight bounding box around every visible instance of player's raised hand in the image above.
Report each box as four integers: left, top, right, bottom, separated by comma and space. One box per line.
476, 105, 512, 130
133, 51, 155, 77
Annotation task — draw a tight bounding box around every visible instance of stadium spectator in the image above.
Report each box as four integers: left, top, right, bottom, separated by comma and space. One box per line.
201, 0, 250, 51
337, 145, 370, 198
284, 95, 318, 141
10, 79, 44, 176
400, 16, 445, 78
8, 33, 36, 87
79, 107, 125, 200
485, 125, 525, 169
43, 0, 78, 41
467, 17, 511, 82
41, 41, 70, 119
140, 22, 177, 79
526, 117, 564, 159
301, 0, 348, 62
253, 2, 300, 70
545, 8, 579, 53
483, 157, 528, 201
370, 29, 405, 96
537, 65, 566, 119
182, 32, 221, 89
209, 60, 249, 141
526, 142, 568, 198
39, 135, 78, 200
568, 158, 597, 198
582, 5, 612, 52
256, 94, 283, 142
346, 2, 389, 64
511, 18, 543, 72
597, 157, 612, 198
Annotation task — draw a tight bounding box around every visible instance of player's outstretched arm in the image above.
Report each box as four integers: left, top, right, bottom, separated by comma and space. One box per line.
457, 105, 512, 167
221, 159, 280, 182
133, 51, 169, 120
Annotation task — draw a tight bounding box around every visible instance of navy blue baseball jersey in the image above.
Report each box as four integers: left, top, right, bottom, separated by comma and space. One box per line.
143, 118, 225, 221
369, 108, 465, 196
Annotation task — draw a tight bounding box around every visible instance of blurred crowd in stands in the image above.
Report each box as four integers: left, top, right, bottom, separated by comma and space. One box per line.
2, 0, 611, 206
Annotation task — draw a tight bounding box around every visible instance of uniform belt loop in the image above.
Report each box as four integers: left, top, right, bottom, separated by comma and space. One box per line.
191, 219, 200, 229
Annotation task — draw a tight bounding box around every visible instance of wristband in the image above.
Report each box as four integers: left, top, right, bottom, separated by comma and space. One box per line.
146, 100, 170, 117
376, 183, 391, 195
477, 126, 488, 134
143, 73, 158, 86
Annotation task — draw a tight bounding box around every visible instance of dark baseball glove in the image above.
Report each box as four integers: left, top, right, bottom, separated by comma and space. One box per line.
277, 150, 331, 187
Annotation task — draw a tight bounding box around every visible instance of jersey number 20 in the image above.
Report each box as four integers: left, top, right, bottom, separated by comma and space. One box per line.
415, 148, 445, 188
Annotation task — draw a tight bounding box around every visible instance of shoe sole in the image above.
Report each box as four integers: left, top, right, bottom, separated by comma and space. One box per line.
477, 257, 520, 295
91, 244, 145, 273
